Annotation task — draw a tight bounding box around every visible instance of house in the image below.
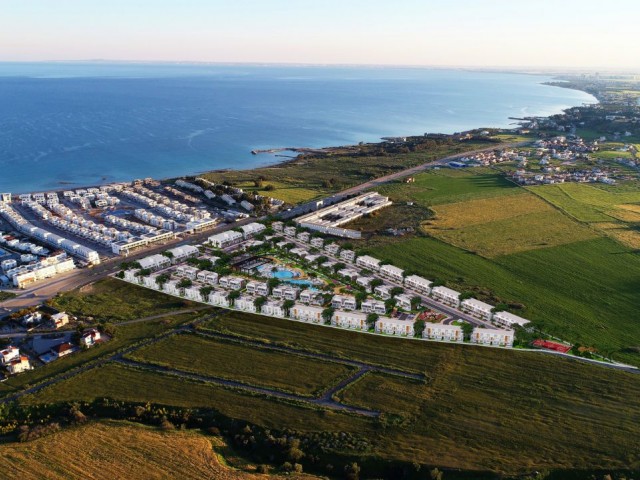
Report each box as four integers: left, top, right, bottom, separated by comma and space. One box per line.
356, 255, 381, 271
51, 342, 74, 359
143, 273, 161, 289
163, 279, 181, 296
0, 346, 20, 366
394, 294, 414, 310
271, 221, 284, 232
289, 247, 308, 258
22, 312, 43, 327
297, 231, 311, 243
374, 284, 392, 300
176, 265, 199, 279
166, 245, 199, 263
234, 295, 257, 313
461, 298, 494, 321
431, 286, 461, 307
492, 311, 531, 329
218, 276, 245, 290
183, 285, 203, 301
51, 312, 69, 329
196, 270, 219, 285
272, 285, 299, 300
138, 253, 171, 271
246, 280, 269, 296
124, 269, 141, 283
208, 230, 243, 248
241, 222, 266, 239
284, 226, 297, 237
324, 243, 340, 255
339, 249, 356, 263
261, 300, 285, 317
332, 310, 367, 330
379, 264, 404, 282
331, 295, 357, 310
209, 290, 231, 307
6, 356, 31, 375
356, 276, 374, 291
338, 268, 359, 281
310, 237, 324, 248
291, 303, 324, 323
404, 275, 433, 295
375, 317, 414, 336
471, 327, 514, 347
80, 328, 101, 347
423, 324, 463, 342
299, 289, 321, 304
361, 299, 386, 315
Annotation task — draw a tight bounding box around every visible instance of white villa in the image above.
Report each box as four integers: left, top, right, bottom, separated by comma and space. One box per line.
331, 295, 357, 310
394, 294, 414, 310
332, 310, 367, 330
272, 285, 300, 300
471, 327, 514, 347
375, 317, 414, 337
209, 290, 231, 307
176, 265, 199, 279
234, 295, 257, 313
492, 311, 531, 329
284, 226, 297, 237
218, 276, 245, 290
299, 289, 322, 304
184, 285, 204, 301
163, 279, 181, 296
196, 270, 219, 285
310, 237, 324, 248
138, 253, 171, 271
460, 298, 494, 321
246, 280, 269, 296
380, 264, 404, 282
325, 243, 340, 255
374, 284, 392, 300
355, 276, 374, 291
297, 231, 311, 242
0, 346, 20, 366
208, 230, 243, 248
261, 300, 285, 317
361, 299, 386, 315
291, 303, 324, 323
404, 275, 433, 295
124, 269, 141, 283
6, 355, 31, 375
356, 255, 381, 271
271, 221, 284, 232
431, 286, 461, 307
241, 222, 266, 239
423, 323, 463, 342
166, 245, 199, 263
338, 268, 359, 281
339, 249, 356, 263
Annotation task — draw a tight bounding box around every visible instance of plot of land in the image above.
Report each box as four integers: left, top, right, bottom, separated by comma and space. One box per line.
0, 420, 313, 480
128, 333, 356, 396
423, 192, 596, 257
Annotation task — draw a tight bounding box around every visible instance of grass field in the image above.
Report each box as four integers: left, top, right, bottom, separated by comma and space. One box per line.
423, 191, 596, 257
0, 312, 203, 396
370, 236, 640, 365
49, 278, 199, 321
22, 312, 640, 475
128, 333, 356, 396
0, 291, 16, 302
0, 420, 314, 479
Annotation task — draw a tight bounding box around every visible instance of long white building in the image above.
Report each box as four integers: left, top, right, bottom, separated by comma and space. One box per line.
460, 298, 494, 321
423, 323, 463, 342
375, 317, 414, 336
471, 327, 514, 347
404, 275, 433, 295
492, 311, 531, 329
208, 230, 243, 248
431, 286, 461, 307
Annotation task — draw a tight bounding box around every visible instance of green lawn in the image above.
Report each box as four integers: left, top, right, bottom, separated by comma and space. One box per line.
128, 333, 356, 396
0, 291, 16, 302
369, 236, 640, 365
49, 277, 199, 322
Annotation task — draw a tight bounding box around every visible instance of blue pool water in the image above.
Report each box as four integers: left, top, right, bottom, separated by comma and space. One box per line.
272, 270, 296, 279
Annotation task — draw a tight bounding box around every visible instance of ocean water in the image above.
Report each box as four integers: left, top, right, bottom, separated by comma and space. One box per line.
0, 63, 595, 193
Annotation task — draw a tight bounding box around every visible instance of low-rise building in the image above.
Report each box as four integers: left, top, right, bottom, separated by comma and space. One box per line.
355, 276, 374, 291
492, 311, 531, 329
208, 230, 243, 248
324, 243, 340, 255
339, 249, 356, 263
284, 226, 297, 237
332, 310, 367, 330
471, 327, 514, 347
338, 268, 359, 281
271, 221, 284, 232
196, 270, 219, 285
51, 342, 74, 359
356, 255, 381, 271
394, 294, 414, 310
241, 222, 266, 239
0, 346, 20, 366
375, 317, 414, 336
272, 285, 300, 300
218, 276, 246, 290
404, 275, 433, 295
291, 303, 324, 323
361, 299, 386, 315
310, 237, 324, 248
176, 265, 200, 279
183, 285, 203, 301
299, 289, 321, 304
138, 253, 171, 271
379, 264, 404, 282
261, 300, 285, 317
209, 290, 231, 307
461, 298, 494, 321
431, 286, 461, 307
331, 294, 357, 310
6, 355, 31, 375
80, 328, 101, 347
374, 284, 392, 300
166, 245, 199, 263
423, 324, 463, 342
51, 312, 69, 329
234, 295, 257, 313
246, 280, 269, 296
297, 231, 311, 243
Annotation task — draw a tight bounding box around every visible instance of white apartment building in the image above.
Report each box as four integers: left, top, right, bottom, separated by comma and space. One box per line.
379, 264, 405, 283
374, 284, 392, 300
234, 295, 257, 313
166, 245, 199, 263
176, 265, 200, 279
310, 237, 324, 248
271, 221, 284, 232
375, 317, 414, 336
324, 243, 340, 255
361, 299, 386, 315
209, 290, 231, 307
431, 286, 461, 307
356, 276, 374, 291
471, 327, 514, 347
339, 249, 356, 263
332, 310, 368, 330
284, 226, 297, 237
356, 255, 381, 271
395, 294, 414, 310
183, 285, 203, 302
297, 231, 310, 243
261, 300, 285, 317
272, 285, 300, 300
404, 275, 433, 295
299, 289, 321, 304
241, 222, 266, 239
461, 298, 494, 321
492, 311, 531, 329
208, 230, 243, 248
196, 270, 219, 285
338, 268, 359, 281
291, 303, 324, 323
138, 254, 171, 271
246, 280, 269, 296
423, 324, 463, 342
331, 295, 357, 310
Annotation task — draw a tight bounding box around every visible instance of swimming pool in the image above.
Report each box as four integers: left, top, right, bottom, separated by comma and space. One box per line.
272, 270, 296, 279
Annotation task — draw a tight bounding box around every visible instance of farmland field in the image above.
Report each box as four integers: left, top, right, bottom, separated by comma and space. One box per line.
128, 333, 357, 396
0, 420, 313, 479
22, 312, 640, 475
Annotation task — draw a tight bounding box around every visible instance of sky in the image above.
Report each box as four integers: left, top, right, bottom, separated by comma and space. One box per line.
1, 0, 638, 69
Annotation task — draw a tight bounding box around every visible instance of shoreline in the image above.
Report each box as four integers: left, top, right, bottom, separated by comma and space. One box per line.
1, 78, 597, 196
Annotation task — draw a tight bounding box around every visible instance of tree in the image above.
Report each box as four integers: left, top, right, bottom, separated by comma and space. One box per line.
370, 278, 383, 289
254, 296, 268, 310
228, 290, 241, 302
355, 291, 368, 308
267, 278, 281, 294
315, 255, 328, 265
177, 278, 192, 289
461, 321, 474, 341
116, 270, 125, 279
161, 251, 174, 259
385, 298, 397, 314
332, 262, 346, 274
430, 468, 443, 480
282, 300, 295, 316
414, 319, 426, 337
253, 178, 264, 188
199, 286, 213, 300
322, 307, 334, 324
390, 286, 404, 297
410, 295, 422, 310
264, 184, 275, 191
366, 313, 379, 329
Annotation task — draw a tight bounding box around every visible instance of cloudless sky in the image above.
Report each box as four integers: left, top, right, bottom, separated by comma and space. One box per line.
1, 0, 638, 69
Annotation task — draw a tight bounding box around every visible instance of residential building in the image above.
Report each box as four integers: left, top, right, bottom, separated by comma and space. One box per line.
331, 295, 357, 310
339, 249, 356, 263
297, 231, 311, 243
208, 230, 243, 248
176, 265, 200, 279
492, 311, 531, 329
284, 226, 297, 237
0, 346, 20, 366
272, 285, 300, 300
291, 303, 324, 323
395, 294, 414, 310
209, 290, 231, 307
324, 243, 340, 255
261, 300, 285, 317
123, 269, 141, 283
271, 221, 284, 232
218, 276, 245, 290
51, 312, 69, 329
163, 279, 180, 296
338, 268, 359, 281
138, 254, 171, 271
246, 280, 269, 296
310, 237, 324, 248
405, 275, 433, 295
379, 264, 405, 282
431, 286, 461, 307
299, 289, 321, 304
241, 222, 266, 239
471, 327, 514, 347
80, 329, 101, 347
7, 356, 31, 375
374, 284, 392, 300
166, 245, 199, 263
356, 255, 381, 271
51, 342, 74, 359
234, 295, 257, 313
332, 310, 367, 330
196, 270, 219, 285
424, 324, 463, 342
461, 298, 494, 321
356, 276, 374, 291
375, 317, 414, 336
361, 299, 386, 315
183, 285, 203, 301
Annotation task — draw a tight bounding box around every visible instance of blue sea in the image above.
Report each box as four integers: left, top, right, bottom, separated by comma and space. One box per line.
0, 63, 595, 193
